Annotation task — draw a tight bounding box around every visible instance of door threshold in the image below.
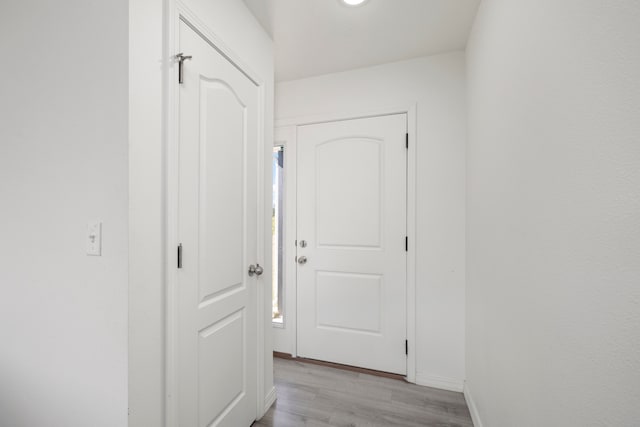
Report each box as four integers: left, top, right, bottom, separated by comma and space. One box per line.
273, 352, 405, 381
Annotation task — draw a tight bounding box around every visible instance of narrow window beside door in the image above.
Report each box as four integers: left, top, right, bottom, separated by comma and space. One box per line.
272, 146, 285, 324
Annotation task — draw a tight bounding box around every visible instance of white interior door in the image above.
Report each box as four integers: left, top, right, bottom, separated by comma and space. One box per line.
176, 20, 259, 427
296, 114, 407, 375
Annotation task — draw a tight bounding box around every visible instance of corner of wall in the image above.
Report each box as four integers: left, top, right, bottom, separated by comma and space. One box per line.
262, 386, 277, 416
463, 382, 483, 427
415, 372, 465, 393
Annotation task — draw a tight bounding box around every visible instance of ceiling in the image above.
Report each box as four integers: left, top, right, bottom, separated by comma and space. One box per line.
243, 0, 481, 82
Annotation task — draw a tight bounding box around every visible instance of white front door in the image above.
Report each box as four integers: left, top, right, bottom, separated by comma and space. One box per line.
176, 20, 259, 427
296, 114, 407, 375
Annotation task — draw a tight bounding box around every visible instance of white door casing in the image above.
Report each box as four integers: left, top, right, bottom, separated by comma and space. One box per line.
176, 19, 259, 427
296, 114, 408, 375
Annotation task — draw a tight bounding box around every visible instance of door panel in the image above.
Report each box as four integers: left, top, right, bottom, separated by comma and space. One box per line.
197, 310, 245, 424
199, 81, 245, 303
297, 114, 407, 375
316, 271, 383, 333
177, 20, 258, 427
315, 138, 382, 248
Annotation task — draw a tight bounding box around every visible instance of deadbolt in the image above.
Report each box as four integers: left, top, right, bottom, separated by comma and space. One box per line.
299, 240, 307, 248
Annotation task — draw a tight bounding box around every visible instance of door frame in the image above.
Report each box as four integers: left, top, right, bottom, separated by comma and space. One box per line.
165, 2, 269, 426
274, 104, 417, 383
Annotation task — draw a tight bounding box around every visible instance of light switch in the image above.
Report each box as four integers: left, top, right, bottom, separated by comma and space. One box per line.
87, 220, 102, 256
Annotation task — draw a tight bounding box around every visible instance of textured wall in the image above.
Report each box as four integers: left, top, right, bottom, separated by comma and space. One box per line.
465, 1, 640, 425
0, 1, 129, 426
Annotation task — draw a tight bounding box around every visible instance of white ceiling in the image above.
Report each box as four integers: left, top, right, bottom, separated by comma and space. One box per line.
243, 0, 481, 82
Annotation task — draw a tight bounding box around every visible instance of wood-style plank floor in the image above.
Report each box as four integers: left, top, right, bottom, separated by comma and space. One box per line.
253, 358, 474, 427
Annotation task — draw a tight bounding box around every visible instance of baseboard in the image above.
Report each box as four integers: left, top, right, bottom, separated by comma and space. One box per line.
263, 386, 277, 414
463, 382, 483, 427
414, 372, 464, 392
273, 351, 293, 359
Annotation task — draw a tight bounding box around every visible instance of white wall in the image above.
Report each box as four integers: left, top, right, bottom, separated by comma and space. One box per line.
129, 0, 275, 424
465, 1, 640, 426
275, 53, 467, 390
0, 1, 129, 427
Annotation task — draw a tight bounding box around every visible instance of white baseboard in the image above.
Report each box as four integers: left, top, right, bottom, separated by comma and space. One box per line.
415, 373, 464, 392
263, 386, 277, 414
463, 382, 483, 427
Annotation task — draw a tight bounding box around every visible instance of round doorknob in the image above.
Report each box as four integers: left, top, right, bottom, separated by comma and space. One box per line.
248, 264, 264, 277
297, 256, 307, 265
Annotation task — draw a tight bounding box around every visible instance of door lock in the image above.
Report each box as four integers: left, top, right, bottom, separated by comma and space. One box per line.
297, 256, 307, 265
248, 264, 264, 277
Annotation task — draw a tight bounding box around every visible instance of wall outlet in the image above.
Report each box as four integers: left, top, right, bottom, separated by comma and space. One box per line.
87, 220, 102, 256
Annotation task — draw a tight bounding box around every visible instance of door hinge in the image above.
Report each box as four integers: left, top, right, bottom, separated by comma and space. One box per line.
177, 243, 183, 269
405, 339, 408, 355
405, 236, 408, 252
406, 133, 409, 149
176, 53, 192, 84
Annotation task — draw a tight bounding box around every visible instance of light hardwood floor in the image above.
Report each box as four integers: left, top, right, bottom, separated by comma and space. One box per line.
254, 358, 473, 427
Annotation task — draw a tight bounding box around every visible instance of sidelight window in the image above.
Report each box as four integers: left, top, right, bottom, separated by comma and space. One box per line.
272, 146, 284, 324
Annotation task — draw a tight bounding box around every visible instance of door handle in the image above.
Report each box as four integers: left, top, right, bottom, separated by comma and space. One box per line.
248, 264, 264, 277
297, 256, 307, 265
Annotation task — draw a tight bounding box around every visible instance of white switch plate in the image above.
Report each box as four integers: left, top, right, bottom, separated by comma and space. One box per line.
87, 221, 102, 256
